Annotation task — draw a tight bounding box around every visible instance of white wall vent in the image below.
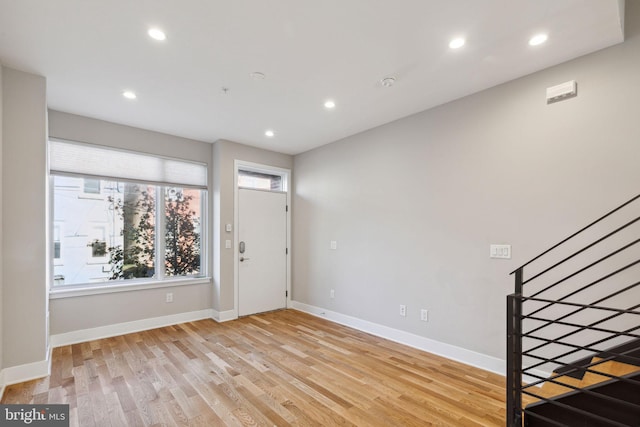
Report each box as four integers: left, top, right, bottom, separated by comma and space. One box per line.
546, 80, 577, 104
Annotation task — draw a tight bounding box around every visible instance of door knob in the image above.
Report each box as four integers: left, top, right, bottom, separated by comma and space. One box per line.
240, 257, 250, 262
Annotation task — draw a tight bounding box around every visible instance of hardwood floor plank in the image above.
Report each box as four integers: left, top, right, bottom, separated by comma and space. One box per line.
235, 384, 293, 426
122, 408, 146, 427
105, 391, 128, 427
111, 375, 137, 413
89, 366, 110, 426
164, 395, 190, 426
71, 343, 84, 368
76, 392, 96, 427
2, 309, 511, 426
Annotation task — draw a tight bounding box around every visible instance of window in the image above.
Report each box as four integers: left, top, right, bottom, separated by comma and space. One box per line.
53, 225, 61, 260
83, 178, 100, 194
49, 140, 207, 288
88, 226, 108, 259
238, 169, 284, 191
164, 187, 202, 276
89, 240, 107, 257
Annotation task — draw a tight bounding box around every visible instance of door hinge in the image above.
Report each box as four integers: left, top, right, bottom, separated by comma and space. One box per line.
286, 290, 288, 297
286, 248, 288, 255
286, 205, 289, 212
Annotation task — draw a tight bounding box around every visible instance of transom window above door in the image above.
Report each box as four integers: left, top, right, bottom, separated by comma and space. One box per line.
238, 170, 285, 192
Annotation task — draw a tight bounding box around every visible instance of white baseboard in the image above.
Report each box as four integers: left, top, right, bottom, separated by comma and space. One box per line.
50, 309, 215, 347
1, 310, 217, 397
2, 304, 545, 401
0, 345, 52, 395
212, 308, 237, 322
523, 369, 553, 387
0, 369, 5, 400
291, 300, 508, 376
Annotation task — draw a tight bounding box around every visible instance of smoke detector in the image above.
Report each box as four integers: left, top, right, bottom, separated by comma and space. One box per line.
381, 77, 396, 87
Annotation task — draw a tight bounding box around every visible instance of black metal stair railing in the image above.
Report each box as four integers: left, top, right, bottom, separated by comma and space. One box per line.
506, 194, 640, 427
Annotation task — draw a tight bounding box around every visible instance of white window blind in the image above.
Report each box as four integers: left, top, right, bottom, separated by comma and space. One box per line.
49, 139, 207, 189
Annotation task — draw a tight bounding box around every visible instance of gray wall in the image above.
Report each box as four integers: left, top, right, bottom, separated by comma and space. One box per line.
292, 2, 640, 360
2, 67, 48, 367
48, 111, 214, 334
48, 113, 293, 332
212, 139, 293, 313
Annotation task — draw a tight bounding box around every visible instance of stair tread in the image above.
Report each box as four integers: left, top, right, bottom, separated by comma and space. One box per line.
525, 370, 640, 427
579, 357, 640, 390
529, 357, 640, 402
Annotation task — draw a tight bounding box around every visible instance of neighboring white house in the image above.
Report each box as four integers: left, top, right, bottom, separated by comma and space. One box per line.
53, 176, 124, 285
53, 175, 203, 286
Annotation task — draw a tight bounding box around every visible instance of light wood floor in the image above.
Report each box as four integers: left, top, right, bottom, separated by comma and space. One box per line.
2, 309, 508, 426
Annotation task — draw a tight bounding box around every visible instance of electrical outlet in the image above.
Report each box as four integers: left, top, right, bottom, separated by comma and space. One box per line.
166, 292, 173, 303
330, 289, 335, 299
400, 304, 407, 317
420, 309, 428, 322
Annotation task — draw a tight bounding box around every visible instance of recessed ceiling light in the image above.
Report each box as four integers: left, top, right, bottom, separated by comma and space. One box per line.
265, 130, 275, 137
148, 28, 166, 41
324, 100, 336, 109
449, 37, 465, 49
529, 33, 548, 46
381, 77, 396, 87
250, 72, 266, 80
122, 90, 137, 100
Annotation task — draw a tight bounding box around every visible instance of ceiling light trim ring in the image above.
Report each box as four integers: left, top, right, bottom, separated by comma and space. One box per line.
148, 28, 167, 41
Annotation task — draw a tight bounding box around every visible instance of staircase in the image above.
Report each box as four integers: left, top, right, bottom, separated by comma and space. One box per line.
506, 194, 640, 426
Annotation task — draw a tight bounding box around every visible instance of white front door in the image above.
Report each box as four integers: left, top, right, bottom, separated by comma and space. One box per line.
238, 188, 287, 316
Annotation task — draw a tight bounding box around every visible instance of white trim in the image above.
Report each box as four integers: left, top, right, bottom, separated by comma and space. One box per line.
49, 277, 211, 299
291, 301, 507, 376
212, 309, 238, 323
50, 309, 214, 347
233, 160, 292, 316
1, 360, 50, 387
524, 370, 553, 387
0, 346, 52, 390
234, 160, 291, 191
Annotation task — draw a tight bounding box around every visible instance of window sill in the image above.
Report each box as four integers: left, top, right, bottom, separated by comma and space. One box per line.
78, 194, 103, 200
49, 277, 212, 299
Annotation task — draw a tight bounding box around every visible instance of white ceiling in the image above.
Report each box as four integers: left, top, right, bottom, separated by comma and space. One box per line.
0, 0, 625, 155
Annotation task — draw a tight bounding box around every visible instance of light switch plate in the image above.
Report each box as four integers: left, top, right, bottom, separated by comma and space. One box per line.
225, 240, 231, 249
330, 240, 337, 250
490, 244, 511, 259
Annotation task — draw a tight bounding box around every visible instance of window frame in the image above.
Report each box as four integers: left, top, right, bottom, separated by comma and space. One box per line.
48, 140, 209, 298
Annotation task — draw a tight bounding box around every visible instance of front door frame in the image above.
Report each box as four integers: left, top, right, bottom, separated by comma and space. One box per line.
233, 160, 291, 317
